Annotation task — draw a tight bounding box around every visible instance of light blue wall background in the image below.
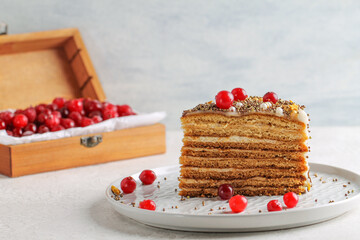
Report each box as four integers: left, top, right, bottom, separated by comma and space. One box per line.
1, 0, 360, 130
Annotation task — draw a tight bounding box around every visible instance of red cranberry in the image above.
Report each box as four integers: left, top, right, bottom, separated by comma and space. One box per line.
37, 113, 49, 124
37, 125, 50, 134
24, 123, 37, 133
52, 97, 66, 109
59, 107, 70, 118
229, 195, 248, 213
22, 131, 34, 137
13, 114, 28, 128
283, 192, 299, 208
67, 99, 83, 113
88, 111, 102, 118
120, 176, 137, 194
80, 117, 94, 127
47, 103, 58, 111
51, 125, 65, 132
35, 104, 47, 114
61, 118, 75, 129
117, 105, 136, 116
0, 111, 14, 125
83, 98, 91, 109
68, 111, 82, 126
215, 90, 234, 109
63, 100, 70, 108
92, 115, 102, 123
13, 128, 23, 137
267, 200, 283, 212
102, 102, 117, 112
85, 100, 102, 113
218, 184, 234, 200
139, 199, 156, 211
102, 109, 118, 120
52, 111, 62, 119
14, 109, 24, 115
231, 88, 248, 101
263, 92, 278, 104
139, 170, 157, 185
42, 108, 52, 116
23, 107, 36, 123
45, 114, 60, 129
0, 119, 5, 130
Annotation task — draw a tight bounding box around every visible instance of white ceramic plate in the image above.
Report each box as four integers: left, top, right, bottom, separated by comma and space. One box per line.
105, 163, 360, 232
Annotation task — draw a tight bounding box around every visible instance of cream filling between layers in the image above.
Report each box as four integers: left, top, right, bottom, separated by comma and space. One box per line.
180, 177, 305, 184
180, 186, 307, 192
181, 166, 309, 174
184, 136, 284, 144
182, 123, 306, 137
183, 122, 301, 129
180, 177, 310, 189
182, 146, 308, 157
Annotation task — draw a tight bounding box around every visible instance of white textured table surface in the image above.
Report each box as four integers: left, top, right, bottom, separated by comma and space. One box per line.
1, 127, 360, 239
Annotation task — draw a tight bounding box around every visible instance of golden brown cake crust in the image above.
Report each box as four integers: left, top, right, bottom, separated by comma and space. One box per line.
179, 177, 307, 188
180, 166, 308, 180
179, 186, 307, 197
180, 156, 307, 168
183, 137, 308, 152
181, 147, 306, 160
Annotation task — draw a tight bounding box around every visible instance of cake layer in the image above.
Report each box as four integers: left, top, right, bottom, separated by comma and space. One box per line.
183, 124, 307, 142
181, 113, 306, 130
179, 177, 307, 188
181, 147, 306, 160
180, 156, 306, 169
179, 186, 307, 197
180, 166, 308, 180
183, 136, 308, 152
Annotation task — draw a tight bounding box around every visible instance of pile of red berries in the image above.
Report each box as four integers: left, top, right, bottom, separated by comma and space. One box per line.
215, 88, 279, 109
0, 97, 136, 137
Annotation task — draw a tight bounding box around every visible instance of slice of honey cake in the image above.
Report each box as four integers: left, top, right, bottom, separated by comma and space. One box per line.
179, 89, 311, 197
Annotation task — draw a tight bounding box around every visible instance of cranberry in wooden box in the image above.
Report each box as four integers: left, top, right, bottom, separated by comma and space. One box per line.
0, 28, 166, 177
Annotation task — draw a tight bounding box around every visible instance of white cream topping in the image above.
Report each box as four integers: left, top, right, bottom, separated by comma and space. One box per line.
275, 107, 284, 117
259, 103, 267, 110
185, 136, 280, 144
229, 106, 236, 112
235, 102, 243, 108
298, 109, 309, 124
260, 102, 272, 110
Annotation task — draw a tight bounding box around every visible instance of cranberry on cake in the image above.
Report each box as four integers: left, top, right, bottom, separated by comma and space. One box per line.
179, 89, 311, 197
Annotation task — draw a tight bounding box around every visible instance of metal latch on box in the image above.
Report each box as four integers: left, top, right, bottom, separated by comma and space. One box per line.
80, 135, 103, 148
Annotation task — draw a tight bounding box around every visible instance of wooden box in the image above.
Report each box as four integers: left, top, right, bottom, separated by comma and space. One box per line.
0, 28, 166, 177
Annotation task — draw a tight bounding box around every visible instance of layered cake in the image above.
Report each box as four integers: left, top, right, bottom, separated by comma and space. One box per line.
179, 89, 311, 197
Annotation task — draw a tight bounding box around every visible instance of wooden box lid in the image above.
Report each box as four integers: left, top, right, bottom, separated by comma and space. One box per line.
0, 28, 106, 110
